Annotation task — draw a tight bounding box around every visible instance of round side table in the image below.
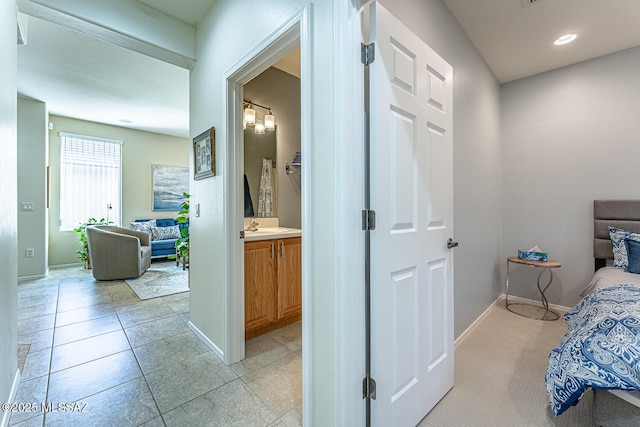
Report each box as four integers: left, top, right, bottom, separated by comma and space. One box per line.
505, 256, 561, 321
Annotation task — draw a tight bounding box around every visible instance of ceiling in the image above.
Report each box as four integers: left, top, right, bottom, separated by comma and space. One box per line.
16, 0, 640, 138
443, 0, 640, 83
18, 16, 191, 137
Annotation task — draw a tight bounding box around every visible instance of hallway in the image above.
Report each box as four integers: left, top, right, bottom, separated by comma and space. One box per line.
10, 263, 302, 426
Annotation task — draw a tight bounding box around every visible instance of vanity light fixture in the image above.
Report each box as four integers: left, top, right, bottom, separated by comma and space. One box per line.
554, 33, 577, 46
264, 110, 275, 131
244, 99, 275, 133
244, 105, 256, 126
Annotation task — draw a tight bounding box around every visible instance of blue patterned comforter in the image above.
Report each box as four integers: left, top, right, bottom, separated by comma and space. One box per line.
546, 284, 640, 415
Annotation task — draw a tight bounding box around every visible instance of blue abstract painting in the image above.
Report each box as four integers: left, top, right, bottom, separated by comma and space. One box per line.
152, 164, 188, 211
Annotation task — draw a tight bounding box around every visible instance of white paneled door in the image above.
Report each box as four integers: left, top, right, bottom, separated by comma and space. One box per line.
369, 3, 454, 426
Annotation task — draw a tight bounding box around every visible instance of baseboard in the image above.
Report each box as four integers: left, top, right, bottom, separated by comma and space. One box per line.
188, 321, 224, 362
1, 369, 21, 427
17, 273, 46, 282
48, 262, 83, 270
500, 293, 571, 314
454, 296, 502, 349
455, 294, 572, 349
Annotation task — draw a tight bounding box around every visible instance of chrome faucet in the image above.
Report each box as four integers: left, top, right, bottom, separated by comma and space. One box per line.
245, 218, 259, 231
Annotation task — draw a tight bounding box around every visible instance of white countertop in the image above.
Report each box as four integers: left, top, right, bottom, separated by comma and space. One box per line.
243, 227, 302, 242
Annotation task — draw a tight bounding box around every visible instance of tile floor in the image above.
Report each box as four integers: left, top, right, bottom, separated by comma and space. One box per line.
9, 262, 302, 427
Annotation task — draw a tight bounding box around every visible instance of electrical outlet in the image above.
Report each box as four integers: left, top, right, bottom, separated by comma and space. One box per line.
25, 248, 35, 258
20, 202, 35, 212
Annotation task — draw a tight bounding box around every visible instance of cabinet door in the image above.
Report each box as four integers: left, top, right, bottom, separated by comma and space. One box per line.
277, 237, 302, 319
244, 240, 277, 333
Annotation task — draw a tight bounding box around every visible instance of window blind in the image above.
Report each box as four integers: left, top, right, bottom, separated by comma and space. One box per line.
59, 132, 122, 231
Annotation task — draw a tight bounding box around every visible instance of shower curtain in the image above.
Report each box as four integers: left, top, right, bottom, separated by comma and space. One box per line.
258, 158, 273, 217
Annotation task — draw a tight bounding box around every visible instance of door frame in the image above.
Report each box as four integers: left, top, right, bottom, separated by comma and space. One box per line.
223, 1, 368, 424
223, 7, 307, 362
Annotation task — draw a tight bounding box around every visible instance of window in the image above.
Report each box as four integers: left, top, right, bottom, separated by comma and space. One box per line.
59, 132, 122, 231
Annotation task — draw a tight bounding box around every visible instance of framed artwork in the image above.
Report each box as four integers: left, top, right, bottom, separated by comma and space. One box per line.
193, 127, 215, 180
152, 164, 189, 211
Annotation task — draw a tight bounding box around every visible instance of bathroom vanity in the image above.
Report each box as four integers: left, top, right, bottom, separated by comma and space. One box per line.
244, 227, 301, 340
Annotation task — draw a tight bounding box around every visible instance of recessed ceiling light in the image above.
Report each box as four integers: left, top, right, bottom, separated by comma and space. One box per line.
554, 34, 577, 46
119, 119, 132, 124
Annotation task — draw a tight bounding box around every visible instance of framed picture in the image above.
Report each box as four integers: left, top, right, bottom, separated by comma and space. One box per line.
152, 164, 189, 211
193, 127, 215, 180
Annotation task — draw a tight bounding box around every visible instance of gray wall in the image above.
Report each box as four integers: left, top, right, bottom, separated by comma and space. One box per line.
244, 67, 302, 228
502, 47, 640, 307
0, 0, 19, 420
18, 98, 48, 279
381, 0, 503, 337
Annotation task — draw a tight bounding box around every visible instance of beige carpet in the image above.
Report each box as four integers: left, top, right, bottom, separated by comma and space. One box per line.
418, 301, 594, 427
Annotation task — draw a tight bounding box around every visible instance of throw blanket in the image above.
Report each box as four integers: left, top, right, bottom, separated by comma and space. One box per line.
546, 284, 640, 415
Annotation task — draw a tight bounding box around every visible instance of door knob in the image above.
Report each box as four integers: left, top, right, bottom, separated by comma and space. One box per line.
447, 238, 459, 249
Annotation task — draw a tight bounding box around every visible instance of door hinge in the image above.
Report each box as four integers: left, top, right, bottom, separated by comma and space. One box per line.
240, 230, 245, 239
363, 376, 377, 400
361, 42, 375, 66
362, 209, 376, 231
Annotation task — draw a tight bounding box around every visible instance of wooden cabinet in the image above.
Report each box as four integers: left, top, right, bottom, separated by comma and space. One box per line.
277, 237, 302, 319
244, 240, 277, 333
245, 237, 301, 339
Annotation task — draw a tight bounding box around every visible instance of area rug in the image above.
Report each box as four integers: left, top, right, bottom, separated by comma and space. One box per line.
125, 262, 189, 300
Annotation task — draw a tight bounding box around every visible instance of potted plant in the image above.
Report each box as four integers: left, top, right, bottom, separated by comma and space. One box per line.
174, 193, 190, 267
74, 217, 112, 269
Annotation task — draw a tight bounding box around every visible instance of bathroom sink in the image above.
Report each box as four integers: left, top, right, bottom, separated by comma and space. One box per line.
243, 226, 301, 241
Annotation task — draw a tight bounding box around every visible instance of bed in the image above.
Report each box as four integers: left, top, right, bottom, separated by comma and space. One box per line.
545, 200, 640, 425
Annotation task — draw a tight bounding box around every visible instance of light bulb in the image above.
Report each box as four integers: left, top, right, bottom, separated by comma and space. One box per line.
554, 34, 577, 46
255, 121, 265, 134
244, 106, 256, 126
265, 113, 275, 131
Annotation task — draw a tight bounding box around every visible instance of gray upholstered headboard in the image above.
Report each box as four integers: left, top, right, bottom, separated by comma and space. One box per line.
594, 200, 640, 271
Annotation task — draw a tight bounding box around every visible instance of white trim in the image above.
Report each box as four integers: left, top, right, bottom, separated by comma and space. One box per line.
455, 294, 571, 350
454, 296, 502, 349
17, 273, 46, 282
47, 262, 83, 269
334, 1, 366, 426
58, 132, 123, 145
500, 293, 571, 314
1, 370, 21, 427
297, 5, 314, 426
188, 321, 224, 361
222, 6, 306, 367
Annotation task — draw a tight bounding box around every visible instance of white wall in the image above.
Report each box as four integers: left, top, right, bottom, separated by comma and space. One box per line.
244, 66, 301, 228
17, 97, 48, 279
502, 47, 640, 307
0, 0, 19, 423
48, 115, 189, 266
381, 0, 503, 337
190, 1, 348, 424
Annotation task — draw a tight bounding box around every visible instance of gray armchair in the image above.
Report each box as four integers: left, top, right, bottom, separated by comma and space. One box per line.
86, 225, 152, 281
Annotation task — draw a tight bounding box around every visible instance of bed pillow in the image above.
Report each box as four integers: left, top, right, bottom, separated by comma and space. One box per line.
608, 226, 640, 268
151, 225, 180, 241
129, 219, 156, 237
625, 238, 640, 274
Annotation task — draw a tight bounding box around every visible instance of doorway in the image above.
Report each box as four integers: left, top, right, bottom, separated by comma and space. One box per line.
222, 6, 309, 414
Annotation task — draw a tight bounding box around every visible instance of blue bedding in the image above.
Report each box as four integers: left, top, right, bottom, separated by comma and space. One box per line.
546, 284, 640, 415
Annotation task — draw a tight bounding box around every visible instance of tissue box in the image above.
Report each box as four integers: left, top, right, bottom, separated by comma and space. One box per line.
518, 250, 548, 262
